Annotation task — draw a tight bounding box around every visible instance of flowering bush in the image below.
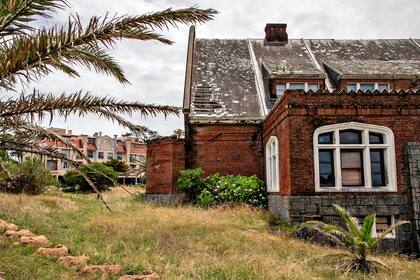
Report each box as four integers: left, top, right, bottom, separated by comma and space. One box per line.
176, 167, 267, 208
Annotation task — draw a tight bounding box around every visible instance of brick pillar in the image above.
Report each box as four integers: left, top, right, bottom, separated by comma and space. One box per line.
405, 142, 420, 254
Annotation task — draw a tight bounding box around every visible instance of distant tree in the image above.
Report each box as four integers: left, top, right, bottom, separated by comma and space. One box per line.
104, 159, 128, 173
0, 0, 216, 209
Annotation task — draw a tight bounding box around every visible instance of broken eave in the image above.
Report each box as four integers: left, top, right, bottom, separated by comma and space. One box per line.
188, 116, 264, 124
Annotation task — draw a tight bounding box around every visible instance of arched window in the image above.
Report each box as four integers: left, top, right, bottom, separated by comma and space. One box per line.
266, 136, 279, 192
313, 122, 397, 192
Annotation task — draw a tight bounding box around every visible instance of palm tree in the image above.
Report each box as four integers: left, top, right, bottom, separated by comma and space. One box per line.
304, 204, 409, 274
0, 0, 216, 209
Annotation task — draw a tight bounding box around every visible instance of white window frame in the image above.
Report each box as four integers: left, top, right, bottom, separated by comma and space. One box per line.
314, 122, 397, 192
276, 82, 319, 97
346, 82, 389, 92
266, 136, 280, 192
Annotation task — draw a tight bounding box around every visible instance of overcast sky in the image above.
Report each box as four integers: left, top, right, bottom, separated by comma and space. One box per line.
12, 0, 420, 137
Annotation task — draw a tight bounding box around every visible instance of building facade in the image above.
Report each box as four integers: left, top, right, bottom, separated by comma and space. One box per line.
146, 24, 420, 253
39, 128, 146, 184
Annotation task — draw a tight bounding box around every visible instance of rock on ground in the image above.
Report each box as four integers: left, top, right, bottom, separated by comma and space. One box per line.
77, 264, 122, 277
5, 229, 34, 238
20, 235, 48, 246
0, 219, 17, 231
35, 245, 69, 258
119, 272, 160, 280
57, 255, 90, 268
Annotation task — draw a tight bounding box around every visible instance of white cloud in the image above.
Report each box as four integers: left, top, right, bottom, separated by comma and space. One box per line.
6, 0, 419, 136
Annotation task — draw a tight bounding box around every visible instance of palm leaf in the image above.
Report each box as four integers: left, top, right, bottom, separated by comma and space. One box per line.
359, 214, 375, 242
369, 220, 410, 248
0, 91, 180, 122
0, 0, 68, 36
0, 7, 217, 88
332, 204, 360, 238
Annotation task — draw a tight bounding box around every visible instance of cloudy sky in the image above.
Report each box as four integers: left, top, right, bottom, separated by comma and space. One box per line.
12, 0, 420, 137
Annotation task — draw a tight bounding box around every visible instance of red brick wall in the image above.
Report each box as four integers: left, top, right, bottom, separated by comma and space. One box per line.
146, 138, 185, 194
263, 91, 420, 196
187, 124, 264, 178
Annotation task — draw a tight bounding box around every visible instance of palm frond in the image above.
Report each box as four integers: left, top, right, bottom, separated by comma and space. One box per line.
0, 0, 68, 36
359, 214, 375, 242
0, 7, 217, 88
369, 220, 410, 248
332, 204, 359, 238
0, 91, 180, 122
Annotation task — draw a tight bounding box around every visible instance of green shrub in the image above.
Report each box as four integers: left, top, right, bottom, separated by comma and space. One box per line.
208, 174, 267, 207
0, 157, 58, 195
104, 159, 128, 173
175, 167, 267, 207
175, 167, 207, 200
197, 189, 215, 207
61, 162, 118, 192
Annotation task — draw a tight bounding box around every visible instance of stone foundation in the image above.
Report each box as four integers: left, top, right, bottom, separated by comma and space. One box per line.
145, 194, 186, 204
269, 195, 412, 252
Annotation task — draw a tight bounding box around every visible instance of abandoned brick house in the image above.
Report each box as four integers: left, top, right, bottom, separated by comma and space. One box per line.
146, 24, 420, 252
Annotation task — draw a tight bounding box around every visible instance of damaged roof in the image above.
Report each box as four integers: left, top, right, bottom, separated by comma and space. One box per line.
184, 26, 420, 121
189, 39, 263, 121
250, 39, 325, 78
307, 39, 420, 78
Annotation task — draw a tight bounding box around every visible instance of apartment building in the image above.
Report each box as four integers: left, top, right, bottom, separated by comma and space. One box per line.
43, 128, 146, 184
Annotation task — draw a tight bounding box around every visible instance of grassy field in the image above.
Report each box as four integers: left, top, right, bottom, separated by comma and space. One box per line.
0, 187, 418, 280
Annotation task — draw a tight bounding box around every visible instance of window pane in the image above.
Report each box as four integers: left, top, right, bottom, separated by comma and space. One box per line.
308, 83, 319, 91
319, 150, 333, 163
376, 216, 391, 234
369, 132, 384, 144
341, 150, 364, 186
339, 130, 362, 144
320, 163, 333, 174
370, 149, 385, 187
289, 83, 305, 90
347, 83, 357, 91
319, 150, 334, 187
318, 132, 333, 144
377, 83, 388, 92
359, 83, 375, 92
276, 84, 286, 96
341, 151, 362, 168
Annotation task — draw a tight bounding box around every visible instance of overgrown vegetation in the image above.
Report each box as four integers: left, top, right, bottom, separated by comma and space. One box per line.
0, 188, 418, 280
0, 0, 216, 208
61, 163, 118, 192
176, 167, 267, 207
104, 159, 129, 173
302, 204, 410, 274
0, 157, 58, 195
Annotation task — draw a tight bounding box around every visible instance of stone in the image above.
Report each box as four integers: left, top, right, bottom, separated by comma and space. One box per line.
0, 219, 17, 231
35, 245, 69, 258
77, 264, 122, 277
20, 235, 48, 246
5, 229, 34, 238
57, 255, 90, 268
119, 272, 160, 280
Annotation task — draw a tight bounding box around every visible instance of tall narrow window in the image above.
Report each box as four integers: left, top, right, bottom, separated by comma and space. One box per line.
314, 122, 397, 192
266, 136, 279, 192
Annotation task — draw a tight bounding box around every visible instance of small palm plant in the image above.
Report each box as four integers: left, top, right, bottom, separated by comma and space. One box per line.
304, 204, 410, 274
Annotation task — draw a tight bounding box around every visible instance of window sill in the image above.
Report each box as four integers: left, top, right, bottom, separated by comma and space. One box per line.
315, 187, 397, 193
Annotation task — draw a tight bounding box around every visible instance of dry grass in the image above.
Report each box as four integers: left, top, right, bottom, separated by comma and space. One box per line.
0, 187, 418, 280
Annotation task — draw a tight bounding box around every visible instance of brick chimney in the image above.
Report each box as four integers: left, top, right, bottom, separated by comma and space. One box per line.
264, 23, 288, 46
